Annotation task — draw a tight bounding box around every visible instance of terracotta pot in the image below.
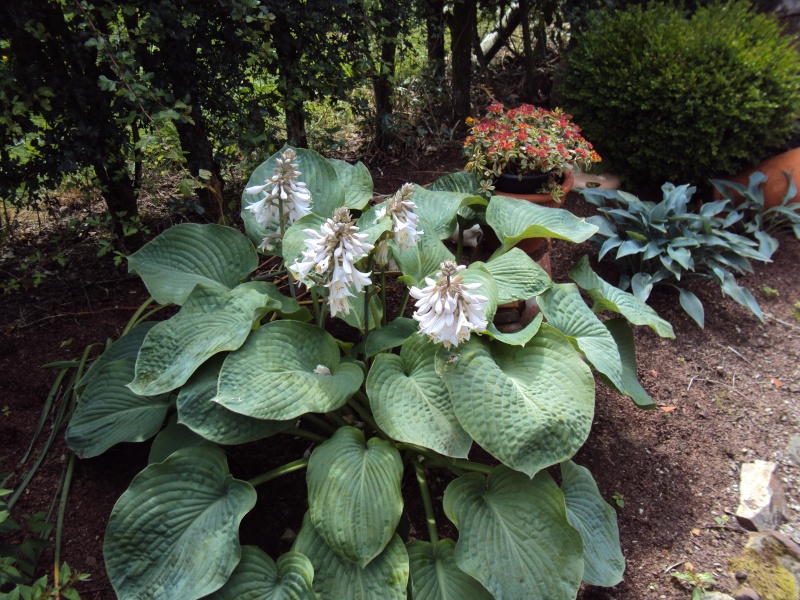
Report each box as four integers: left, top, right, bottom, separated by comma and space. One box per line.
711, 148, 800, 209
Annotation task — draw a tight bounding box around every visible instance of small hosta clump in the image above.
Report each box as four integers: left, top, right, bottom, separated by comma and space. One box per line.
410, 260, 488, 348
291, 207, 374, 317
245, 148, 312, 249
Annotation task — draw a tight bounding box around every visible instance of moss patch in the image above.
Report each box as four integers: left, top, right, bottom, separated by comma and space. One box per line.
729, 545, 798, 600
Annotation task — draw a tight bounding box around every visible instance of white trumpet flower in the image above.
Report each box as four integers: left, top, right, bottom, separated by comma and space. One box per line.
374, 183, 423, 257
410, 260, 488, 348
245, 148, 312, 232
290, 207, 374, 317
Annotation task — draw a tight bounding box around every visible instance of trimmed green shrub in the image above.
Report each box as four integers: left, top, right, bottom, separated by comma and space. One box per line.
557, 1, 800, 191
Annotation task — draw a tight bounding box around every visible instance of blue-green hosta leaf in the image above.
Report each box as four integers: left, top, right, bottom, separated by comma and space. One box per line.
105, 446, 256, 600
281, 214, 327, 270
568, 256, 674, 338
366, 334, 471, 458
393, 220, 454, 288
427, 171, 480, 195
216, 321, 363, 421
329, 158, 373, 210
129, 283, 272, 396
443, 467, 584, 599
678, 288, 705, 328
486, 195, 598, 256
307, 427, 403, 566
485, 247, 552, 305
407, 539, 493, 600
253, 281, 312, 322
485, 313, 543, 346
460, 263, 498, 323
77, 322, 157, 394
148, 415, 211, 464
560, 460, 625, 587
538, 283, 625, 391
293, 513, 409, 600
355, 203, 394, 249
410, 185, 485, 240
128, 224, 258, 306
437, 329, 594, 477
603, 318, 656, 409
177, 356, 291, 445
340, 289, 383, 331
364, 317, 418, 357
66, 358, 170, 459
204, 547, 315, 600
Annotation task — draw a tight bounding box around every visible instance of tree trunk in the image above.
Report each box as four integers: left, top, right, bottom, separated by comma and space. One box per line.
450, 0, 477, 127
480, 4, 525, 64
424, 0, 446, 82
519, 0, 538, 102
92, 157, 141, 248
174, 108, 225, 221
373, 36, 398, 152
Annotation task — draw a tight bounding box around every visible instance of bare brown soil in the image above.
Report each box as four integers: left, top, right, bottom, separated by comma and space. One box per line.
1, 147, 798, 599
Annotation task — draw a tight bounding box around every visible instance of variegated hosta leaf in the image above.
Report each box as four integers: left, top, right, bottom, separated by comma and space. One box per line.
443, 467, 584, 600
77, 321, 157, 394
177, 356, 291, 445
66, 357, 170, 459
128, 223, 258, 306
104, 446, 256, 600
366, 334, 472, 458
129, 283, 273, 396
393, 220, 454, 288
307, 427, 403, 567
560, 460, 625, 587
215, 320, 364, 420
407, 539, 493, 600
293, 513, 409, 600
484, 247, 552, 305
329, 158, 373, 210
568, 256, 674, 338
241, 146, 345, 248
436, 328, 594, 477
204, 547, 316, 600
410, 185, 485, 240
538, 283, 625, 391
603, 318, 656, 409
486, 194, 598, 256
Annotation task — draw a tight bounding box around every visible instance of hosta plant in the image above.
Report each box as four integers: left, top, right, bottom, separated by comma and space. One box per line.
66, 147, 674, 600
579, 183, 770, 328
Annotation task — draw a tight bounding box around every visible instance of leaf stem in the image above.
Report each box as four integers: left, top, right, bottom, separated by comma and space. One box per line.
347, 397, 380, 433
396, 288, 410, 320
284, 426, 327, 444
414, 460, 438, 543
301, 413, 336, 435
451, 459, 493, 474
380, 266, 387, 326
123, 297, 155, 335
456, 215, 465, 264
248, 457, 309, 488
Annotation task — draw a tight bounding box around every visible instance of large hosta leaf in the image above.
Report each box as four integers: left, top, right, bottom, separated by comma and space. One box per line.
443, 467, 584, 599
486, 313, 543, 347
568, 256, 674, 338
105, 446, 256, 600
330, 158, 373, 210
66, 358, 170, 459
486, 195, 598, 256
538, 283, 625, 391
364, 317, 417, 358
603, 318, 655, 409
407, 539, 493, 600
366, 334, 471, 458
77, 321, 157, 394
560, 460, 625, 587
129, 283, 272, 396
307, 427, 403, 567
437, 328, 594, 477
204, 547, 315, 600
485, 248, 552, 304
148, 415, 210, 464
293, 513, 409, 600
216, 321, 363, 420
128, 224, 258, 306
177, 356, 290, 445
281, 214, 327, 269
393, 220, 454, 288
410, 185, 485, 240
460, 263, 498, 322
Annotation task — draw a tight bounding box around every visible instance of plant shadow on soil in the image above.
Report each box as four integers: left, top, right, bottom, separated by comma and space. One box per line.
1, 149, 799, 599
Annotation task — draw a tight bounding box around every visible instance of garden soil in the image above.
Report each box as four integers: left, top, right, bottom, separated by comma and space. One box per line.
1, 147, 799, 599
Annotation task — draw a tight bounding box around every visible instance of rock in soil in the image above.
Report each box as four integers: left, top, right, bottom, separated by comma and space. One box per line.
736, 461, 786, 532
786, 435, 800, 467
701, 593, 736, 600
732, 587, 761, 600
728, 531, 800, 600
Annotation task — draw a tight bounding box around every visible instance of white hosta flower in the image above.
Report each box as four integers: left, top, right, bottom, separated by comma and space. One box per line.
290, 207, 374, 316
375, 183, 423, 255
245, 148, 312, 231
410, 260, 488, 349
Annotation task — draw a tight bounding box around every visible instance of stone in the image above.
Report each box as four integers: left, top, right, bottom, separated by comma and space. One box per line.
712, 148, 800, 209
735, 461, 786, 532
732, 588, 760, 600
700, 593, 735, 600
786, 434, 800, 467
729, 531, 800, 600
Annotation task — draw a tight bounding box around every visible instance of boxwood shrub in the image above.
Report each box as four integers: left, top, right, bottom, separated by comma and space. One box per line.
556, 1, 800, 191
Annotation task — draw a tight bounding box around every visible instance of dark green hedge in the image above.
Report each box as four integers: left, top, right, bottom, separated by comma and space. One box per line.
557, 1, 800, 191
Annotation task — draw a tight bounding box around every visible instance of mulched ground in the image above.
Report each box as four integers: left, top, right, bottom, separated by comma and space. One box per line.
1, 145, 798, 599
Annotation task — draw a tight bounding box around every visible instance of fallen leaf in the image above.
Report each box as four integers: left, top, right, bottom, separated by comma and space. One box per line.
691, 528, 700, 536
60, 338, 74, 348
772, 378, 783, 388
659, 406, 677, 412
